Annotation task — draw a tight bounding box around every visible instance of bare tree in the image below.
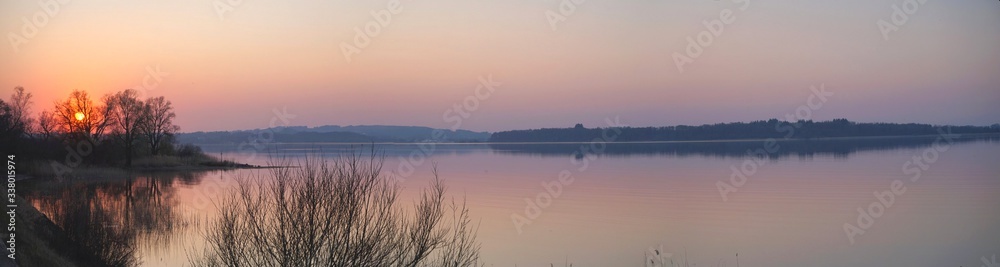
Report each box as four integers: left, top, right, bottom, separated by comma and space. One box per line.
139, 96, 178, 155
8, 86, 33, 135
37, 110, 56, 140
107, 89, 145, 167
188, 152, 482, 267
53, 90, 112, 141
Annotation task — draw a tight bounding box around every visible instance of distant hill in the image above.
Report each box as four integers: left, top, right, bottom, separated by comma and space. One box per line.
301, 125, 490, 141
488, 119, 1000, 142
177, 125, 491, 144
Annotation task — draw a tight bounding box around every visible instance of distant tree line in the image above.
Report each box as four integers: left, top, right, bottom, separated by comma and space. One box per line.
488, 119, 1000, 142
488, 135, 999, 158
0, 87, 181, 168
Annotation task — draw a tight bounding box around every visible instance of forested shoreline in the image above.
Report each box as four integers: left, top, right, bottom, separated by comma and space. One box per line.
489, 119, 1000, 142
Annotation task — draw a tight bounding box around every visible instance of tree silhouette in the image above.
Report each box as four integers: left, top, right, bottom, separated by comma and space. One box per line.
37, 110, 56, 140
0, 100, 22, 151
108, 89, 146, 167
9, 86, 33, 134
139, 96, 179, 156
54, 90, 112, 141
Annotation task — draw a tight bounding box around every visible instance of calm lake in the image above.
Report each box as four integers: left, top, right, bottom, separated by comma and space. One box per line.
25, 136, 1000, 266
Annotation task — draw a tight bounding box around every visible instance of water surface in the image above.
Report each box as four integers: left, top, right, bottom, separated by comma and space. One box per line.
26, 136, 1000, 266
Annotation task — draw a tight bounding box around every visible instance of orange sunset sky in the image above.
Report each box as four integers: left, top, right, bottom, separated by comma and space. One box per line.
2, 0, 998, 132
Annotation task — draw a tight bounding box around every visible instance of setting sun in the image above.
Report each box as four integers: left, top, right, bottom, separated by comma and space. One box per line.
74, 112, 85, 121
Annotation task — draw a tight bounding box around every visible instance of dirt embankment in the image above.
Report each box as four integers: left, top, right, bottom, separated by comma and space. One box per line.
2, 195, 109, 267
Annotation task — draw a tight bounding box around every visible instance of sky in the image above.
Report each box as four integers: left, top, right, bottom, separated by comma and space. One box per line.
1, 0, 998, 132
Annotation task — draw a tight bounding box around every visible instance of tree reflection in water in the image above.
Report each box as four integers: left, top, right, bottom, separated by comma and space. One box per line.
26, 171, 204, 267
